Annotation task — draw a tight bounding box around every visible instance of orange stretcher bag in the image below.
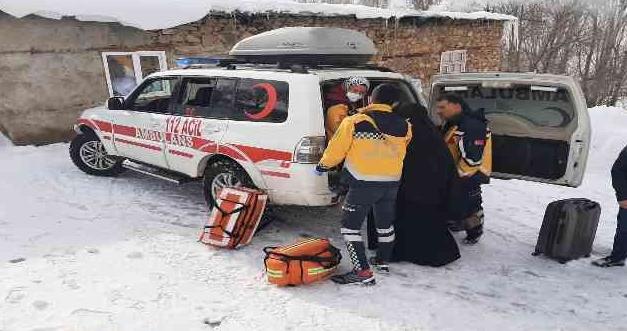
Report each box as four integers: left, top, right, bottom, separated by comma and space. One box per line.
264, 238, 342, 286
199, 187, 268, 249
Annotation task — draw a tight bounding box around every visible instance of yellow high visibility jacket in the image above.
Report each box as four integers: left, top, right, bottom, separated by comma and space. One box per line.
444, 121, 492, 181
325, 104, 349, 138
319, 104, 412, 183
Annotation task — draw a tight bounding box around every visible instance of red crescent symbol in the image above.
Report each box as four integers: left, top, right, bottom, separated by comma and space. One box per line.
245, 83, 278, 120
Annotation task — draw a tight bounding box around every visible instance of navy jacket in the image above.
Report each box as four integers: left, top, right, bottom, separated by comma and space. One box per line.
612, 146, 627, 201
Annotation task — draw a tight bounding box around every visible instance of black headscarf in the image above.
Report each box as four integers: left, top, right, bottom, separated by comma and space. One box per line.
395, 103, 461, 213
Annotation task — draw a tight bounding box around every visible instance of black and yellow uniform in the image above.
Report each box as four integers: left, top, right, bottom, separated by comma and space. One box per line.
320, 104, 412, 183
443, 106, 492, 244
326, 104, 352, 138
443, 115, 492, 184
318, 103, 412, 272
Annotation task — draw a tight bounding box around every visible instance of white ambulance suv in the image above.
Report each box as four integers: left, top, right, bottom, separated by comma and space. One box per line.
70, 28, 591, 206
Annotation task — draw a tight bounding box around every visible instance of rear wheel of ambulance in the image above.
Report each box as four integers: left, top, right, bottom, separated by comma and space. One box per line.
69, 133, 124, 176
202, 159, 255, 207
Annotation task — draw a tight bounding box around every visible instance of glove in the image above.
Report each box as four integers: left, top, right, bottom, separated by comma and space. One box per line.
313, 164, 328, 176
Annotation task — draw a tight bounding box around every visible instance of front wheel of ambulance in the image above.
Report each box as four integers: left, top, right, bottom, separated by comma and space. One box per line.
69, 133, 124, 177
202, 159, 255, 207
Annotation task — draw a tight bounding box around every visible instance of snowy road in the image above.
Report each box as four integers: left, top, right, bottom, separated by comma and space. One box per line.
1, 107, 626, 331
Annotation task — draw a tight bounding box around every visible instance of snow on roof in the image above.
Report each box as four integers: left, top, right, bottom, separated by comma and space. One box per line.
0, 0, 516, 31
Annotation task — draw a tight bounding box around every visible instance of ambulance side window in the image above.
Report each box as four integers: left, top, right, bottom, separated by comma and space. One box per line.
125, 77, 177, 113
231, 79, 289, 123
176, 77, 217, 118
210, 78, 237, 119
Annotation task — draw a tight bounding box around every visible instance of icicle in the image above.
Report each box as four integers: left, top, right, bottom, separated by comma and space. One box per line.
501, 18, 519, 51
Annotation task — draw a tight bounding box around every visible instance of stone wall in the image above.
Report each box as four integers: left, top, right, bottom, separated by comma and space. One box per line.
0, 11, 504, 145
150, 14, 504, 82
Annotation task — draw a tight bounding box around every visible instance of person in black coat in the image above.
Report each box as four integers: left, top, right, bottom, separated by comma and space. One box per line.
593, 146, 627, 267
390, 102, 461, 267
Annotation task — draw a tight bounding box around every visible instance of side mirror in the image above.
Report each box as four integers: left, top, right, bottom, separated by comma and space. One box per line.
106, 96, 125, 110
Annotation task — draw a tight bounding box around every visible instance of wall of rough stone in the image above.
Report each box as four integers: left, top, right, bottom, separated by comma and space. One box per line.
0, 11, 503, 145
150, 14, 503, 82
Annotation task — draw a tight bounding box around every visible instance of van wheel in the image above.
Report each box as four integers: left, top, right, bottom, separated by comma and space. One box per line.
203, 159, 255, 206
70, 133, 124, 176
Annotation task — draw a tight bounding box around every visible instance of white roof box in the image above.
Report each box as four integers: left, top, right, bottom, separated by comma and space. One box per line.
229, 27, 377, 66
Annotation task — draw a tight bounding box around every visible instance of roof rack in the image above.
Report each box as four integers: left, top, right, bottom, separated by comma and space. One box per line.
181, 60, 393, 74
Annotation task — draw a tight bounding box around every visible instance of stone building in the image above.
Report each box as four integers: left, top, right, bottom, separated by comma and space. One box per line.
0, 5, 516, 145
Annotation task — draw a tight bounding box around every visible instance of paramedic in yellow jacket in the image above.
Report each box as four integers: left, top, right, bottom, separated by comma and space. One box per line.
437, 93, 492, 245
315, 84, 412, 285
325, 76, 370, 138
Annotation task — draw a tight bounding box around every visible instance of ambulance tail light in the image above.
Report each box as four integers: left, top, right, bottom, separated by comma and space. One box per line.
294, 136, 326, 164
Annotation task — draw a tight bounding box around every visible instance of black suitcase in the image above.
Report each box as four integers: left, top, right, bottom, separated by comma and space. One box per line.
533, 198, 601, 263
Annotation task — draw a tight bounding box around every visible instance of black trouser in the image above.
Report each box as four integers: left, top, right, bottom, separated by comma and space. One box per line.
458, 181, 484, 237
341, 185, 398, 271
611, 208, 627, 261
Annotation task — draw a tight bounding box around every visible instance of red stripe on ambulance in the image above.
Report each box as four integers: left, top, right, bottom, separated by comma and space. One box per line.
115, 138, 162, 151
232, 144, 292, 163
261, 170, 291, 179
113, 124, 136, 137
77, 119, 113, 133
218, 145, 247, 161
169, 149, 194, 159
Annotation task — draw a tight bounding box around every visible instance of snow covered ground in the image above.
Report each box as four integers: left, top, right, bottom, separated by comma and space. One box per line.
1, 107, 626, 331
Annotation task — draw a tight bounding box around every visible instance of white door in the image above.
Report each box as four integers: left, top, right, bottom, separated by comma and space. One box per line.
164, 76, 231, 176
112, 76, 178, 168
430, 74, 591, 187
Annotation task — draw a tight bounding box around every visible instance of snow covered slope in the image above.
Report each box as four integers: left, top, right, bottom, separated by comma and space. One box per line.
0, 107, 626, 330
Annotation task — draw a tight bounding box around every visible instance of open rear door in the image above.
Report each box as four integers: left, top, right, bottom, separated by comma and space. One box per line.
430, 73, 590, 187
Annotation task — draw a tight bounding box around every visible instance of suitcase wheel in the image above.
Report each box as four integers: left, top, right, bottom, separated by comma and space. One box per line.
531, 251, 541, 257
558, 259, 569, 264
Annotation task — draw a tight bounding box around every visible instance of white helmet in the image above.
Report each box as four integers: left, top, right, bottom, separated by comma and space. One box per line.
343, 76, 370, 91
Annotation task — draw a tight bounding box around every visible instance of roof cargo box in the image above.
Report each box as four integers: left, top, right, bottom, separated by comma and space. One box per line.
229, 27, 377, 66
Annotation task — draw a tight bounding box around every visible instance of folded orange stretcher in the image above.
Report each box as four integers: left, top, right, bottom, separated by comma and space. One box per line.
264, 238, 341, 286
199, 187, 268, 249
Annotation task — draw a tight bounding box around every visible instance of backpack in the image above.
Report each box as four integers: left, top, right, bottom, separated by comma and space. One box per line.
264, 238, 342, 286
199, 187, 268, 249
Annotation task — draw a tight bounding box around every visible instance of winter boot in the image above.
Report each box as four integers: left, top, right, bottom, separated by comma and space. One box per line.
592, 256, 626, 268
331, 269, 375, 285
368, 257, 389, 273
463, 225, 483, 245
447, 219, 465, 232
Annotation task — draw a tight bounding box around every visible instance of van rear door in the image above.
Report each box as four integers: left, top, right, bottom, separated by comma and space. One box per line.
430, 74, 590, 187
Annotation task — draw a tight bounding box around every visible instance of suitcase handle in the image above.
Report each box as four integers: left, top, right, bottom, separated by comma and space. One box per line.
263, 245, 342, 265
555, 211, 566, 245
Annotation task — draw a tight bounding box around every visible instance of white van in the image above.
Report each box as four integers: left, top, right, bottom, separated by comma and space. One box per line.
69, 28, 591, 206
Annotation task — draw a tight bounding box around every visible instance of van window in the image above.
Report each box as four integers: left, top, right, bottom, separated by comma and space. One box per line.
232, 79, 289, 123
210, 78, 237, 119
178, 77, 217, 117
126, 77, 177, 113
434, 84, 575, 128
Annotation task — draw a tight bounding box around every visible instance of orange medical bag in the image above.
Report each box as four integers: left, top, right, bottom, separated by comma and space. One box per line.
264, 238, 342, 286
199, 187, 268, 249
